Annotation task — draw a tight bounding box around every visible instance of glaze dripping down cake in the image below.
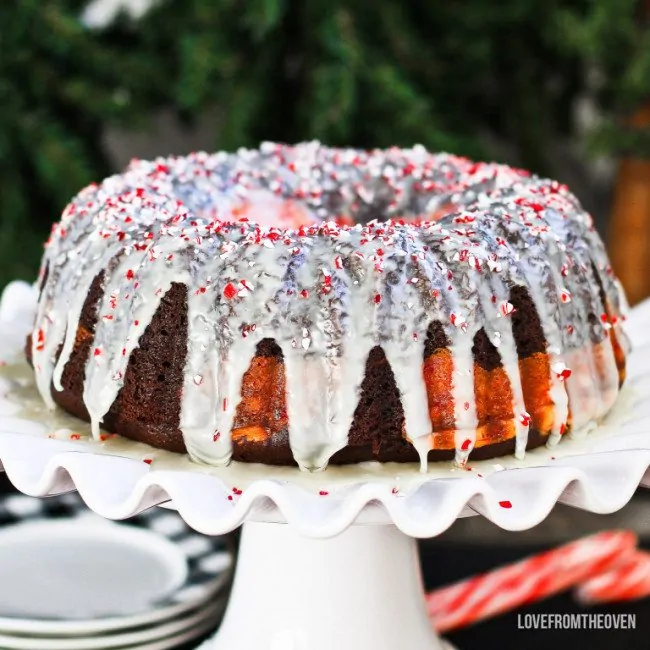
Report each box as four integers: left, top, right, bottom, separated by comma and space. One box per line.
27, 142, 629, 471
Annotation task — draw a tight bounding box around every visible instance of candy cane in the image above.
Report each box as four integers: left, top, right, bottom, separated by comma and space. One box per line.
575, 549, 650, 604
427, 530, 636, 633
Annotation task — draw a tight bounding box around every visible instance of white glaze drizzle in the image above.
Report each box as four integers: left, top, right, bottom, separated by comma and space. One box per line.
29, 143, 630, 472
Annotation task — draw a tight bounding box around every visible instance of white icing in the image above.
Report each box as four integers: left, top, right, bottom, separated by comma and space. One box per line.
450, 332, 479, 465
28, 143, 629, 473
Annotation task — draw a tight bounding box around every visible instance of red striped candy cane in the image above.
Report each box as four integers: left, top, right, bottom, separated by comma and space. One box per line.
427, 530, 636, 633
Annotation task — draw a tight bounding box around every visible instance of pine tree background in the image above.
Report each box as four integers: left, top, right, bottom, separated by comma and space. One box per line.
1, 0, 649, 290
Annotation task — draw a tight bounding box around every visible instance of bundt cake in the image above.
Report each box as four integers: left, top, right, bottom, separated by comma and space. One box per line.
27, 142, 629, 471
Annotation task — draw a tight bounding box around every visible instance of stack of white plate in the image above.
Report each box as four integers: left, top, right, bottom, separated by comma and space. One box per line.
0, 493, 233, 649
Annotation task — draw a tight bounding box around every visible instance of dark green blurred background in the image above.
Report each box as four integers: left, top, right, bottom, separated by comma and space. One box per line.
1, 0, 649, 291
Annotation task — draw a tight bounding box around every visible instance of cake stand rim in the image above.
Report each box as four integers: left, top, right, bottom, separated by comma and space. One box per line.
0, 426, 649, 538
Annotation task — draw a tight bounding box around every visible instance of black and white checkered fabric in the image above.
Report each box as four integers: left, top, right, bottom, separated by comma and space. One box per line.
0, 492, 233, 609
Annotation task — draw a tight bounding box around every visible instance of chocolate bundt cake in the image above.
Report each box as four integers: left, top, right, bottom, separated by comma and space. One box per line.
27, 142, 629, 471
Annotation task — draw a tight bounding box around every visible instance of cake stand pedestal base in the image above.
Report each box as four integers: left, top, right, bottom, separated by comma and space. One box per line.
208, 521, 443, 650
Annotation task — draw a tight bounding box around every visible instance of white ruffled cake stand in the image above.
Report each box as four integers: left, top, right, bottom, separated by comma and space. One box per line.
1, 280, 650, 650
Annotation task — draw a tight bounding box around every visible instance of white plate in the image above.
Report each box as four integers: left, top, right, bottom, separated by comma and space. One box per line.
0, 565, 228, 638
0, 597, 226, 649
120, 611, 221, 650
0, 519, 187, 620
0, 495, 231, 636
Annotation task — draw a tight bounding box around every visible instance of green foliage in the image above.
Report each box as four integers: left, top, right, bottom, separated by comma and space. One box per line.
0, 0, 164, 288
557, 0, 650, 156
0, 0, 648, 288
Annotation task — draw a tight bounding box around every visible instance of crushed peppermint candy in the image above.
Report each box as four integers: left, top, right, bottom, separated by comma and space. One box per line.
29, 141, 628, 474
223, 283, 238, 299
551, 361, 572, 380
